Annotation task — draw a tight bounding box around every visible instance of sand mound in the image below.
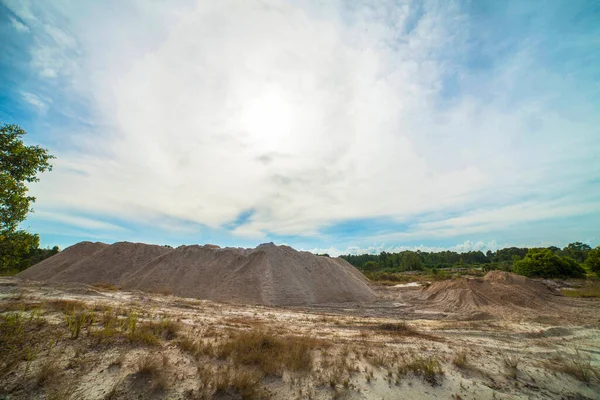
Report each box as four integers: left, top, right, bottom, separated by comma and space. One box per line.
17, 242, 108, 281
50, 242, 173, 285
17, 242, 376, 306
421, 271, 561, 314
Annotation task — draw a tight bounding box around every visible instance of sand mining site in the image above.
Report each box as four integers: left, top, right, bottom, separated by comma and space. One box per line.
1, 242, 599, 400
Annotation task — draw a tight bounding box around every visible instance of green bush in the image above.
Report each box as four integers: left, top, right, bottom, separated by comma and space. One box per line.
585, 246, 600, 274
513, 249, 586, 279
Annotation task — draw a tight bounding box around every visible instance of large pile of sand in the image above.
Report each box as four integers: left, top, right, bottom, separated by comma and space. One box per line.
17, 242, 109, 281
420, 271, 561, 314
17, 242, 376, 306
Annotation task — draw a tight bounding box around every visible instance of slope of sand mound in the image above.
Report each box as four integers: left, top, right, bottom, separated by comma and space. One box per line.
17, 241, 108, 281
17, 242, 376, 306
49, 242, 173, 285
420, 271, 561, 314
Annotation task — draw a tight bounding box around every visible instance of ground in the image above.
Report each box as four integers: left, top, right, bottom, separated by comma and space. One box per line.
1, 278, 599, 399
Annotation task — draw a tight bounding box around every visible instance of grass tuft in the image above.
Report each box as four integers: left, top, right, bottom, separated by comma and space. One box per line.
398, 356, 444, 386
500, 352, 520, 379
452, 349, 469, 368
544, 350, 599, 383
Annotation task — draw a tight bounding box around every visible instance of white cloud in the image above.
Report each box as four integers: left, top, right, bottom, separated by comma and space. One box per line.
33, 211, 126, 232
306, 240, 504, 257
9, 16, 29, 32
17, 0, 600, 243
20, 91, 49, 110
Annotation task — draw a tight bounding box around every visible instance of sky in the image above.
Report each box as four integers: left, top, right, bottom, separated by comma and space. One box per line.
1, 0, 599, 256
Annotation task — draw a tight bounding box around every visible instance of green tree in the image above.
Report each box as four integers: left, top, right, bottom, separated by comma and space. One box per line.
513, 248, 586, 279
0, 123, 54, 273
401, 251, 423, 271
586, 246, 600, 274
362, 261, 380, 272
562, 242, 591, 263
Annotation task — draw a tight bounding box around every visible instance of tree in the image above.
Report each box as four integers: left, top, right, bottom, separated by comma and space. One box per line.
0, 123, 54, 273
513, 248, 586, 279
586, 246, 600, 274
401, 251, 423, 271
562, 242, 592, 263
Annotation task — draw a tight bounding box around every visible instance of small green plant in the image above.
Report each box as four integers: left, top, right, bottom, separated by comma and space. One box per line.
64, 308, 94, 339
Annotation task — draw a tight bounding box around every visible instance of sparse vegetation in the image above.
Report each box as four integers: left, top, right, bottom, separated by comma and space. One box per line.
562, 281, 600, 298
544, 350, 599, 383
217, 328, 324, 375
398, 356, 444, 385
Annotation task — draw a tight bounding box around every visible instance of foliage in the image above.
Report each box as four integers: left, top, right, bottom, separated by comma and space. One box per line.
342, 242, 596, 279
561, 242, 591, 263
0, 123, 54, 273
585, 246, 600, 274
512, 248, 586, 279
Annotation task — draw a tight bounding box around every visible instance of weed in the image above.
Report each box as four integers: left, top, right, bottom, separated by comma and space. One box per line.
212, 367, 262, 399
217, 329, 324, 375
500, 352, 520, 379
453, 349, 468, 368
64, 308, 95, 339
562, 281, 600, 298
135, 353, 171, 391
398, 356, 444, 386
544, 350, 599, 383
140, 317, 181, 340
371, 321, 440, 341
37, 357, 60, 387
376, 322, 415, 334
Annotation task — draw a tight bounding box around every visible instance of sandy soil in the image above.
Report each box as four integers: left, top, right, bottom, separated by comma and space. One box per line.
1, 278, 599, 399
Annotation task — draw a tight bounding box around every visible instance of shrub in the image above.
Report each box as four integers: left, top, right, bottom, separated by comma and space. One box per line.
513, 249, 586, 278
586, 246, 600, 274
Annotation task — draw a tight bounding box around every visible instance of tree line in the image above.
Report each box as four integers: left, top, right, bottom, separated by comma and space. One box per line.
340, 242, 600, 279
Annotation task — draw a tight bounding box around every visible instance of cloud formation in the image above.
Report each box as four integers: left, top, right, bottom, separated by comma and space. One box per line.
2, 0, 599, 249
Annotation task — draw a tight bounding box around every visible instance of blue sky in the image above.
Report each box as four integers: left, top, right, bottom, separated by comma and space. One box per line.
1, 0, 599, 255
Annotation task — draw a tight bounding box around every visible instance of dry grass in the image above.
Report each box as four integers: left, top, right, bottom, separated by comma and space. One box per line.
562, 281, 600, 298
398, 356, 444, 386
544, 350, 599, 383
91, 282, 119, 291
212, 367, 263, 399
452, 349, 469, 368
217, 329, 326, 375
371, 321, 440, 341
135, 353, 171, 391
36, 357, 60, 387
141, 317, 181, 340
500, 352, 521, 379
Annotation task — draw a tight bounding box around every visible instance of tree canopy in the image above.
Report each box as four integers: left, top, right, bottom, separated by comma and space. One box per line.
0, 123, 55, 273
341, 242, 595, 279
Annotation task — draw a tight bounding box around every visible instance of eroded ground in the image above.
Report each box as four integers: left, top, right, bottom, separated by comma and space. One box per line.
1, 278, 599, 399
